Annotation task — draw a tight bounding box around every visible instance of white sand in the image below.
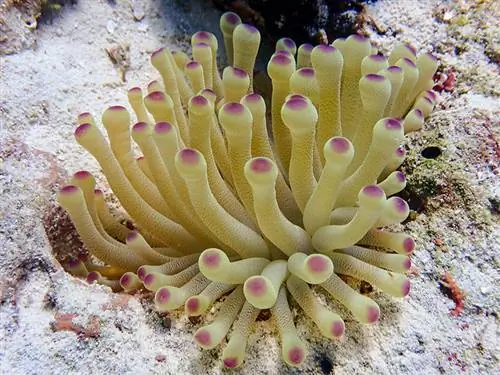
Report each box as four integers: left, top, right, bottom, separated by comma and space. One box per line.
0, 0, 498, 374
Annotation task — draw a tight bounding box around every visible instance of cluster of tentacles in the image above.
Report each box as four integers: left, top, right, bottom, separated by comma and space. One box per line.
57, 12, 438, 368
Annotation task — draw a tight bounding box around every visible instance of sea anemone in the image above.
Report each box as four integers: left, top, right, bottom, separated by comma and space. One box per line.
57, 12, 438, 368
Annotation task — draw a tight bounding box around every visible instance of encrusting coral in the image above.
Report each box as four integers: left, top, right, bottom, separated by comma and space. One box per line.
57, 11, 438, 368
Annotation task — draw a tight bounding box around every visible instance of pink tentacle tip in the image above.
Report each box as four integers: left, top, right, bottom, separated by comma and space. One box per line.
363, 185, 384, 197
200, 88, 215, 96
414, 108, 424, 118
156, 288, 171, 304
243, 93, 262, 103
194, 31, 211, 40
194, 329, 211, 346
151, 48, 165, 58
74, 123, 91, 137
285, 98, 308, 110
73, 170, 91, 179
403, 237, 415, 254
223, 12, 240, 25
403, 258, 412, 270
281, 38, 295, 48
120, 274, 131, 287
137, 267, 147, 281
402, 57, 417, 68
367, 306, 380, 323
78, 112, 91, 119
155, 122, 172, 133
405, 44, 417, 56
242, 24, 258, 33
108, 105, 126, 112
329, 137, 351, 153
147, 91, 166, 101
246, 277, 267, 296
369, 54, 387, 62
133, 122, 148, 132
191, 95, 208, 106
230, 67, 247, 78
128, 87, 141, 93
387, 65, 403, 73
271, 54, 291, 65
298, 67, 315, 77
60, 185, 79, 194
288, 347, 305, 365
250, 158, 272, 173
317, 44, 335, 53
385, 118, 402, 130
300, 43, 313, 52
223, 102, 245, 115
393, 197, 409, 213
307, 255, 328, 273
186, 298, 199, 313
143, 273, 155, 286
365, 73, 385, 81
186, 60, 199, 69
86, 271, 99, 283
94, 189, 103, 196
395, 146, 406, 157
179, 149, 200, 165
402, 280, 411, 296
351, 34, 368, 43
194, 42, 210, 49
331, 321, 345, 337
223, 357, 239, 368
126, 231, 138, 242
201, 251, 220, 268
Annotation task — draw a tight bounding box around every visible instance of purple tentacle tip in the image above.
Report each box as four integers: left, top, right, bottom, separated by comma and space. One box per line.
75, 123, 91, 137
120, 274, 131, 286
194, 330, 211, 346
191, 95, 208, 106
224, 358, 238, 368
307, 255, 328, 273
285, 98, 308, 110
147, 91, 166, 101
179, 149, 200, 165
224, 12, 240, 25
250, 158, 272, 173
133, 122, 148, 132
363, 185, 384, 197
60, 185, 79, 194
223, 102, 245, 115
403, 237, 415, 253
329, 137, 351, 153
242, 24, 258, 33
396, 171, 406, 183
402, 280, 411, 296
385, 118, 402, 130
331, 321, 345, 337
155, 122, 172, 133
246, 277, 267, 296
271, 54, 291, 65
298, 67, 315, 77
156, 288, 171, 304
317, 44, 335, 53
74, 170, 91, 179
288, 347, 304, 365
367, 306, 380, 323
365, 73, 385, 81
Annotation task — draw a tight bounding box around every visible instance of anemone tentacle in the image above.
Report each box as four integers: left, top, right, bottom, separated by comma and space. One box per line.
58, 12, 437, 369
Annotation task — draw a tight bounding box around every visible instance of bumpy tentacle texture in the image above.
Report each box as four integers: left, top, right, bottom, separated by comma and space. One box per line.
58, 12, 437, 369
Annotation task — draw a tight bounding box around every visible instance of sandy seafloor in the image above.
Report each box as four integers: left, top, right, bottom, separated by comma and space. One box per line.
0, 0, 498, 374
